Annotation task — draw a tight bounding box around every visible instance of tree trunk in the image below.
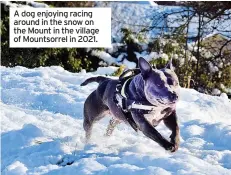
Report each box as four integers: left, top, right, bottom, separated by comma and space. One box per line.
195, 12, 201, 90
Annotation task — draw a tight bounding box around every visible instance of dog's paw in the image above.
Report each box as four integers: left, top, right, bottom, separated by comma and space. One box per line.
163, 141, 175, 152
169, 144, 179, 153
169, 134, 180, 152
163, 141, 179, 152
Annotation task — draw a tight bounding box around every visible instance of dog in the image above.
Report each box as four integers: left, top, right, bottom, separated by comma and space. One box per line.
81, 57, 180, 152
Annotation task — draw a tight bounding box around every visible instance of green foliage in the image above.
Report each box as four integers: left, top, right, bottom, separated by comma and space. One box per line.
163, 42, 175, 53
120, 28, 142, 64
111, 65, 126, 77
222, 66, 231, 87
115, 27, 230, 94
1, 1, 230, 95
148, 39, 161, 52
1, 2, 97, 72
121, 28, 134, 43
149, 58, 168, 69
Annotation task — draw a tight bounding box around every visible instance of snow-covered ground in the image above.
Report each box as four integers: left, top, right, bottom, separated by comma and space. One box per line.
1, 66, 231, 175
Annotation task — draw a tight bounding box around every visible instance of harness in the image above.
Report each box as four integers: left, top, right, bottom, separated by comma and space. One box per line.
114, 68, 157, 132
114, 68, 156, 113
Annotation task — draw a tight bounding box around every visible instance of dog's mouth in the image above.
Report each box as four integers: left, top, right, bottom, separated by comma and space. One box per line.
157, 98, 177, 105
146, 92, 177, 106
146, 93, 168, 105
157, 99, 166, 105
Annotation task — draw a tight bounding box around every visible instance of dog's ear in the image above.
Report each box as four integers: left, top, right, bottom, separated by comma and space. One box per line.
138, 57, 152, 78
165, 58, 174, 70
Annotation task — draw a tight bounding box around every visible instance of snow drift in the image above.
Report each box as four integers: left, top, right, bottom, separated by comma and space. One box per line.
1, 66, 231, 175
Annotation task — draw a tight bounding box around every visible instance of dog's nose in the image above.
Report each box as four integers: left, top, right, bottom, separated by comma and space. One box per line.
169, 92, 178, 101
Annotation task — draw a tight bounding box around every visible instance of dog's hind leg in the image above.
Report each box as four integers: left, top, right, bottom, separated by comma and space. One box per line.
83, 109, 93, 143
105, 118, 121, 137
83, 91, 109, 143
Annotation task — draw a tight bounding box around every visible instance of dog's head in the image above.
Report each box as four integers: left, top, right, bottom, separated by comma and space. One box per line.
138, 57, 180, 106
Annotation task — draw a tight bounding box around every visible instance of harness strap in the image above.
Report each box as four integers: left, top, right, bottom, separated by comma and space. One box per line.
121, 77, 132, 98
128, 102, 156, 111
115, 93, 155, 112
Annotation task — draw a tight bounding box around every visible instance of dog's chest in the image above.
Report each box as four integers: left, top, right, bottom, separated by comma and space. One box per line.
144, 106, 173, 125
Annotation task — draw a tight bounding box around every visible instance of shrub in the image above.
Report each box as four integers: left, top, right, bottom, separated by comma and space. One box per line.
0, 1, 97, 72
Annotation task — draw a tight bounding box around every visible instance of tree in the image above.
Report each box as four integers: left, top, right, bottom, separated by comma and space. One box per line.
149, 1, 231, 93
1, 1, 99, 72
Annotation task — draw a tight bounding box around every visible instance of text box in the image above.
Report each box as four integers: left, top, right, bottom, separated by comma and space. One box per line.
10, 8, 111, 48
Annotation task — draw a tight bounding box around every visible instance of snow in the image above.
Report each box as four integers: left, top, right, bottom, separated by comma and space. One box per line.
149, 1, 158, 7
209, 62, 219, 73
212, 88, 221, 95
96, 2, 231, 42
3, 1, 230, 41
122, 59, 136, 69
135, 51, 160, 62
93, 66, 118, 75
91, 51, 135, 69
5, 161, 28, 175
1, 2, 231, 173
91, 50, 117, 65
27, 1, 49, 8
1, 1, 49, 8
1, 66, 231, 175
220, 93, 229, 100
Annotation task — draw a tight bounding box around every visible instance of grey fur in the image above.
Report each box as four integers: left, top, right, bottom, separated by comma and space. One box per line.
81, 58, 180, 152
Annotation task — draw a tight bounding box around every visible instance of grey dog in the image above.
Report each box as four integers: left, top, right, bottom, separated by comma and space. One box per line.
81, 57, 180, 152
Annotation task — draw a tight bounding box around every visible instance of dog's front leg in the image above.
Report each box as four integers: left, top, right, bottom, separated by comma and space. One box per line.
163, 110, 180, 152
131, 110, 174, 151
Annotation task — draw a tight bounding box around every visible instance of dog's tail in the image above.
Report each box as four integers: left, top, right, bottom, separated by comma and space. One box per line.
80, 76, 109, 86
